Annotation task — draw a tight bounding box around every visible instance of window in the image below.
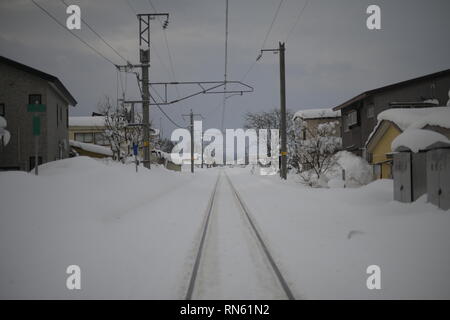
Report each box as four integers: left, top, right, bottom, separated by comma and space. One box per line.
66, 109, 69, 128
347, 110, 358, 127
94, 132, 108, 145
74, 132, 93, 143
0, 103, 5, 117
343, 117, 349, 132
367, 105, 375, 119
56, 104, 59, 128
28, 94, 41, 105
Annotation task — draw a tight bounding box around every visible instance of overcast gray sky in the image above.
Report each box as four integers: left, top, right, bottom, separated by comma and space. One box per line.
1, 0, 449, 137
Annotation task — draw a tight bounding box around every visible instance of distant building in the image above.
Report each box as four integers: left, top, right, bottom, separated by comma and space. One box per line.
69, 115, 160, 160
69, 116, 108, 146
0, 56, 77, 171
293, 108, 341, 141
333, 69, 450, 158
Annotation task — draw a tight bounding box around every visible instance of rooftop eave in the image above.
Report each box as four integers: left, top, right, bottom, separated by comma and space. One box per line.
333, 93, 368, 111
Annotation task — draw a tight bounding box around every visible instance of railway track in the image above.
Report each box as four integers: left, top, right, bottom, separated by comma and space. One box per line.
185, 169, 295, 300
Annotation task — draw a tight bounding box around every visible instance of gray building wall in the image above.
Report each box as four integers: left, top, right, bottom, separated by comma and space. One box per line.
341, 72, 450, 157
0, 62, 71, 171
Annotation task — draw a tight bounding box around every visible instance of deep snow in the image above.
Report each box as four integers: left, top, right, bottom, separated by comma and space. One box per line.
0, 157, 216, 299
1, 157, 449, 299
227, 168, 450, 299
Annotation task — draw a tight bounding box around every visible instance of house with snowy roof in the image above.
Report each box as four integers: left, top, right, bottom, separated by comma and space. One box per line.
69, 115, 160, 159
0, 56, 77, 171
366, 106, 450, 179
293, 108, 341, 141
332, 69, 450, 158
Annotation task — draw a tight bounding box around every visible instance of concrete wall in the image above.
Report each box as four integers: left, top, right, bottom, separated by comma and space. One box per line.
0, 62, 71, 171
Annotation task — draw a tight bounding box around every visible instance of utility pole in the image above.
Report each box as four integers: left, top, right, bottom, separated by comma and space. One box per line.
190, 111, 194, 173
257, 42, 288, 180
182, 110, 204, 174
201, 132, 204, 169
137, 13, 169, 169
279, 42, 287, 180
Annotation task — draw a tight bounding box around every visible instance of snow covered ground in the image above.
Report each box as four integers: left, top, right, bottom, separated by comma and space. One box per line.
0, 157, 216, 299
227, 168, 450, 299
0, 157, 449, 299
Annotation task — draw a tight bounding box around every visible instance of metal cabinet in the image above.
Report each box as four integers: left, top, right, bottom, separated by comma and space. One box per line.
393, 152, 412, 203
427, 148, 450, 210
393, 152, 427, 203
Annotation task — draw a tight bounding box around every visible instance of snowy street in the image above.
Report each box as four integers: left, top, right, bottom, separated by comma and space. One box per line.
1, 157, 450, 299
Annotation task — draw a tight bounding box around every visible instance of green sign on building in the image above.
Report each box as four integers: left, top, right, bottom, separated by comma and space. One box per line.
27, 104, 46, 137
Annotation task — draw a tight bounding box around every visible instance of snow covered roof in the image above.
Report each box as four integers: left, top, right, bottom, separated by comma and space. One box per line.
377, 107, 448, 131
409, 108, 450, 130
366, 106, 450, 148
69, 140, 113, 156
69, 116, 106, 127
293, 108, 341, 121
391, 129, 450, 153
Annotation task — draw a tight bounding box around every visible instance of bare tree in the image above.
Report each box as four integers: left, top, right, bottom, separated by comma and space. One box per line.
294, 120, 342, 186
244, 108, 300, 170
97, 96, 145, 161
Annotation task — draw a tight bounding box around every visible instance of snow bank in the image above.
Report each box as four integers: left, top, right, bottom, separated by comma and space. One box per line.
226, 168, 450, 299
293, 108, 341, 121
392, 129, 450, 152
324, 151, 373, 188
69, 116, 105, 127
69, 140, 113, 156
0, 157, 218, 299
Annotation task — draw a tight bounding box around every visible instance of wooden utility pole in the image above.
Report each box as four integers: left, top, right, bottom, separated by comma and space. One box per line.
279, 42, 287, 180
190, 110, 194, 173
258, 42, 288, 180
183, 110, 204, 174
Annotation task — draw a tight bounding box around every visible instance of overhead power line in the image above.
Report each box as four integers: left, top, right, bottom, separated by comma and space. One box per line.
241, 0, 285, 81
285, 0, 309, 42
221, 0, 229, 131
147, 0, 184, 111
31, 0, 117, 66
59, 0, 129, 63
124, 0, 137, 15
134, 72, 184, 128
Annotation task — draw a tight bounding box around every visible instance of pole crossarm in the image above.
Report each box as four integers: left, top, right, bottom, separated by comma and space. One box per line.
147, 81, 253, 105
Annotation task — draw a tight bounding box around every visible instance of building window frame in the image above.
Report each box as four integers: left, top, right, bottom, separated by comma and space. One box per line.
74, 132, 94, 143
347, 110, 358, 127
367, 105, 375, 119
94, 132, 108, 145
28, 94, 42, 105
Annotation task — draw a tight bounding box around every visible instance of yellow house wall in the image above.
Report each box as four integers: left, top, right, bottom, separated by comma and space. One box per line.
371, 124, 402, 179
68, 126, 105, 141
